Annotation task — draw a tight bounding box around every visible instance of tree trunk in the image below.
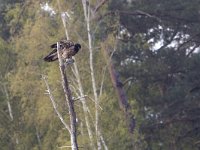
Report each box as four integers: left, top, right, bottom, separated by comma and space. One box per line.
57, 42, 79, 150
102, 45, 135, 134
73, 61, 96, 149
81, 0, 101, 149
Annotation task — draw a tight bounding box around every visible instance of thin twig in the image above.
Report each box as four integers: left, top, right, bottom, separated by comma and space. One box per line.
42, 75, 71, 134
94, 0, 108, 13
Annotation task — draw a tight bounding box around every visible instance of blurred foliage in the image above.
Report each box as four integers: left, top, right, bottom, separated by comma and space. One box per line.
0, 0, 200, 150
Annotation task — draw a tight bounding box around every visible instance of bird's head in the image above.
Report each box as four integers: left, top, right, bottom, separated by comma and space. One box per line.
74, 43, 81, 52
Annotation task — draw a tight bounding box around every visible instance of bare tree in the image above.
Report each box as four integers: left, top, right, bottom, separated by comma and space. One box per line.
42, 42, 79, 150
72, 62, 97, 149
56, 42, 79, 150
46, 1, 109, 149
81, 0, 101, 149
56, 0, 97, 148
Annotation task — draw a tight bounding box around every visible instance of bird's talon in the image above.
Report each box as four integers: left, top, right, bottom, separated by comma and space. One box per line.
64, 63, 68, 68
65, 58, 74, 65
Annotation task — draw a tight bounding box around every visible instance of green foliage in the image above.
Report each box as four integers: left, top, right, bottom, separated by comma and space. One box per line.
1, 0, 200, 149
109, 0, 200, 149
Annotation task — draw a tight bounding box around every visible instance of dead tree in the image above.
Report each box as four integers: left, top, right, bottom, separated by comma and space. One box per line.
56, 0, 108, 149
81, 0, 101, 149
56, 42, 79, 150
43, 42, 79, 150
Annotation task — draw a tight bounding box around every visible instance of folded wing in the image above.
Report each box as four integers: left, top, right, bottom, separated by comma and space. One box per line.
44, 40, 77, 62
43, 49, 58, 62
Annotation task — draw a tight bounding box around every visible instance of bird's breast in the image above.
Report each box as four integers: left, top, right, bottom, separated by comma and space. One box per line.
62, 50, 69, 59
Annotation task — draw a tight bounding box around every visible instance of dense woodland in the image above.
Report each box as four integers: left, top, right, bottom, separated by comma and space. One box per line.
0, 0, 200, 149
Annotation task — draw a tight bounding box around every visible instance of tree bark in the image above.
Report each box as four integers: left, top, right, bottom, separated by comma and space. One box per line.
3, 84, 13, 121
73, 61, 96, 149
81, 0, 101, 149
42, 75, 71, 133
56, 1, 97, 147
56, 0, 107, 148
102, 45, 135, 134
57, 42, 79, 150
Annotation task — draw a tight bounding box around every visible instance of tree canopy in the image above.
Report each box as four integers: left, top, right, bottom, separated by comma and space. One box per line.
0, 0, 200, 149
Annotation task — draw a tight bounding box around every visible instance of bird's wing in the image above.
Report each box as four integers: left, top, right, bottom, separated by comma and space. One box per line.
60, 40, 74, 49
48, 48, 57, 55
62, 45, 77, 59
46, 40, 76, 61
50, 40, 74, 49
43, 49, 58, 62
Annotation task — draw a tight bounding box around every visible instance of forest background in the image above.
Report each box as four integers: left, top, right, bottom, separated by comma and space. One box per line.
0, 0, 200, 149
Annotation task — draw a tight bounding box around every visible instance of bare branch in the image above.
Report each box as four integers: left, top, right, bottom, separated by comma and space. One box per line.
99, 49, 116, 97
119, 10, 161, 22
81, 0, 102, 149
177, 33, 200, 51
155, 26, 179, 51
56, 0, 70, 39
2, 84, 14, 121
42, 75, 71, 133
186, 45, 200, 57
95, 10, 161, 22
71, 61, 97, 149
73, 95, 88, 101
122, 77, 134, 86
99, 131, 108, 150
94, 0, 108, 13
57, 145, 84, 149
99, 66, 107, 97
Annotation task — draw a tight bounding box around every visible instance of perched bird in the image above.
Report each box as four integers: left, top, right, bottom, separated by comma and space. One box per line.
43, 40, 81, 62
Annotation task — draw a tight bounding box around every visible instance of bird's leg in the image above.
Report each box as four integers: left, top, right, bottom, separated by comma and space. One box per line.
65, 58, 74, 66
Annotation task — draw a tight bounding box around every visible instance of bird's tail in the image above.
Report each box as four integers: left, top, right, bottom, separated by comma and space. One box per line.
43, 54, 58, 62
44, 49, 58, 62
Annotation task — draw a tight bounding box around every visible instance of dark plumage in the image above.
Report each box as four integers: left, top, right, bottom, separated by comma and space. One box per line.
44, 40, 81, 62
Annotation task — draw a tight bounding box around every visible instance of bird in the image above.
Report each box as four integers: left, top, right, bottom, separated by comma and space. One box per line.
43, 40, 81, 62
